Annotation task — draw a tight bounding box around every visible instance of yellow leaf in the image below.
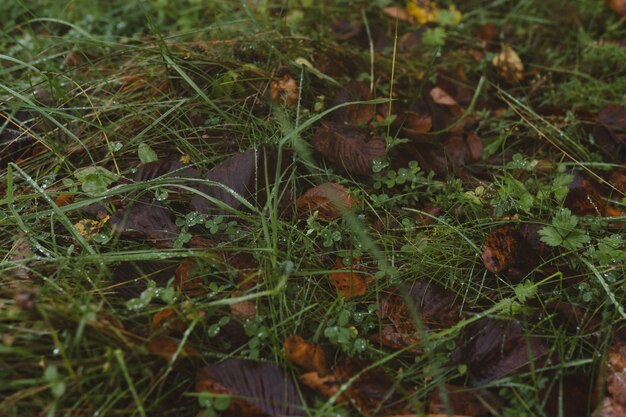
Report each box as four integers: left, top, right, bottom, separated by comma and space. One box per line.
492, 44, 524, 83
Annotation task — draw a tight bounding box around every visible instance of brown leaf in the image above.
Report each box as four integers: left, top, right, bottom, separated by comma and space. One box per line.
400, 111, 433, 138
481, 225, 521, 274
190, 148, 258, 215
333, 358, 411, 417
311, 121, 386, 176
148, 336, 199, 361
607, 341, 626, 408
111, 260, 180, 298
428, 384, 502, 416
110, 202, 179, 243
196, 359, 305, 417
492, 44, 524, 83
382, 6, 414, 23
54, 193, 74, 207
299, 372, 343, 399
592, 104, 626, 163
133, 158, 199, 182
443, 132, 483, 166
378, 281, 462, 352
452, 317, 549, 384
151, 307, 189, 335
329, 257, 373, 298
284, 335, 329, 375
269, 74, 299, 107
331, 81, 375, 125
296, 182, 357, 220
430, 87, 458, 107
564, 173, 606, 216
229, 297, 257, 319
607, 0, 626, 17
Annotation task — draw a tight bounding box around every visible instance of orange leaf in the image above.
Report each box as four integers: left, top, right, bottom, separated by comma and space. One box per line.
269, 74, 299, 107
329, 257, 372, 298
283, 335, 329, 375
148, 336, 198, 361
299, 372, 343, 400
481, 225, 520, 273
54, 193, 74, 207
296, 182, 357, 220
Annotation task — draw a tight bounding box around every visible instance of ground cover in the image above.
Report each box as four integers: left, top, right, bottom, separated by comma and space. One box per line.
1, 1, 625, 416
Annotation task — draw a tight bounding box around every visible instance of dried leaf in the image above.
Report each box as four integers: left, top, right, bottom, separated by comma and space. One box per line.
383, 7, 414, 23
452, 317, 548, 384
110, 202, 179, 243
329, 257, 373, 298
592, 104, 626, 163
331, 81, 375, 125
492, 44, 524, 83
190, 149, 258, 215
229, 297, 257, 319
296, 182, 357, 220
333, 358, 411, 416
299, 372, 343, 399
430, 87, 458, 107
269, 74, 299, 107
54, 193, 74, 207
311, 121, 386, 176
196, 359, 305, 417
148, 336, 199, 361
399, 111, 433, 139
74, 216, 109, 239
481, 225, 521, 274
284, 335, 329, 375
111, 260, 180, 298
133, 158, 199, 182
151, 307, 188, 334
428, 384, 502, 416
607, 0, 626, 17
378, 281, 461, 352
564, 173, 606, 216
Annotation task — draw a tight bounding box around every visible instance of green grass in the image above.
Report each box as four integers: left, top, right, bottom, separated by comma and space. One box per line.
2, 0, 626, 416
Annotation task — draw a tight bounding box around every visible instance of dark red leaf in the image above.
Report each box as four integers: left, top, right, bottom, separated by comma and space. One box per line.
564, 173, 606, 216
133, 158, 199, 182
196, 359, 305, 417
311, 121, 385, 176
428, 384, 502, 416
296, 182, 357, 220
333, 358, 411, 416
481, 225, 521, 274
190, 149, 258, 214
452, 317, 549, 384
111, 260, 180, 298
110, 202, 179, 242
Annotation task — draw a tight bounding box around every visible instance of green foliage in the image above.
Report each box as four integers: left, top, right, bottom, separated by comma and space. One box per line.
137, 142, 158, 164
73, 166, 118, 195
539, 208, 590, 250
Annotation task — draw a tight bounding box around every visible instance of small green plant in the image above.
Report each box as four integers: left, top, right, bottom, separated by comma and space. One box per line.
539, 208, 590, 251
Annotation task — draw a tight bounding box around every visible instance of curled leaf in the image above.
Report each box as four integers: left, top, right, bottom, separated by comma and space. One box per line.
284, 335, 329, 375
492, 44, 524, 83
269, 74, 299, 107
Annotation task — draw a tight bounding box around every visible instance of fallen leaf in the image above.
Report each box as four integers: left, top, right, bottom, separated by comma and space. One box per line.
592, 104, 625, 164
133, 158, 199, 182
378, 281, 462, 352
329, 257, 373, 298
428, 384, 502, 416
148, 335, 199, 361
269, 74, 299, 107
398, 111, 433, 139
54, 193, 74, 207
74, 216, 109, 239
111, 260, 180, 298
229, 297, 257, 319
430, 87, 458, 107
151, 307, 189, 334
406, 0, 439, 25
196, 359, 305, 417
481, 225, 521, 274
383, 7, 414, 23
299, 371, 343, 399
331, 81, 375, 125
607, 0, 626, 17
564, 173, 606, 216
606, 341, 626, 408
452, 317, 549, 384
443, 132, 483, 166
311, 121, 386, 176
190, 149, 258, 215
284, 335, 329, 375
333, 358, 411, 416
8, 232, 32, 281
296, 182, 357, 220
110, 202, 179, 243
481, 224, 548, 281
492, 44, 524, 83
542, 373, 596, 417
